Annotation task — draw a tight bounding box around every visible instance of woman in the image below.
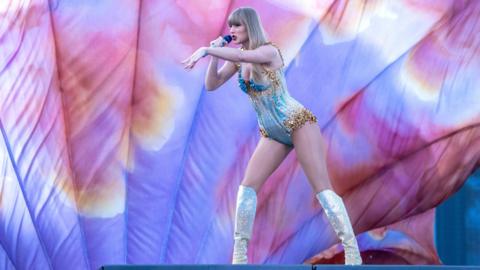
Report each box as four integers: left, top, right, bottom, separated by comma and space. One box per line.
182, 7, 362, 265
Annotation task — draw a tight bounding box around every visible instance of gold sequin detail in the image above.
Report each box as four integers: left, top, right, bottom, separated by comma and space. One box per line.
259, 128, 268, 138
262, 69, 281, 89
246, 85, 273, 97
261, 42, 284, 89
283, 108, 317, 132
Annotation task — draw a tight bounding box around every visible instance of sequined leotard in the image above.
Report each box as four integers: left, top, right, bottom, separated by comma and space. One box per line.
238, 44, 317, 146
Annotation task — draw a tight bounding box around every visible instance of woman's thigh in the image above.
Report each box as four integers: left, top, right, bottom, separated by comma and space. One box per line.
292, 122, 332, 193
242, 137, 292, 191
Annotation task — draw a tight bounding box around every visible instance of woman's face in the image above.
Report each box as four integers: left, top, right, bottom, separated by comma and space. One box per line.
229, 23, 248, 46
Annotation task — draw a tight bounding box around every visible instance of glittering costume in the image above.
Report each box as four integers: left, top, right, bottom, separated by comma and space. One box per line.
237, 43, 316, 146
232, 44, 361, 265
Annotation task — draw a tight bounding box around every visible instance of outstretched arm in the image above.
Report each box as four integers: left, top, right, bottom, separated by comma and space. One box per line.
182, 45, 276, 69
182, 37, 238, 90
206, 46, 276, 64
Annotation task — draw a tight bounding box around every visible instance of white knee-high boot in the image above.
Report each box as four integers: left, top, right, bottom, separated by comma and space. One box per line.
316, 189, 362, 265
232, 185, 257, 264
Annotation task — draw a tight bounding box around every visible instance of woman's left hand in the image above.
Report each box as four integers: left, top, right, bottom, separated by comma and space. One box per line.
182, 47, 207, 69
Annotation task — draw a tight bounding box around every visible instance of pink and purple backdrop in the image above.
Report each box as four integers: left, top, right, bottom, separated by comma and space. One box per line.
1, 0, 479, 269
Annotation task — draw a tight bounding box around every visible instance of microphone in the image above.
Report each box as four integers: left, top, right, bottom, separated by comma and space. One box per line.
211, 35, 233, 47
222, 35, 232, 45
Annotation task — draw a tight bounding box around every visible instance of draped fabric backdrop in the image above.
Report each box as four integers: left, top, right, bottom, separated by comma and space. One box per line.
0, 1, 479, 269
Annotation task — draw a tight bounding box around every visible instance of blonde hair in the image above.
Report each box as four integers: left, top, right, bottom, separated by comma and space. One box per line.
227, 7, 270, 83
227, 7, 268, 50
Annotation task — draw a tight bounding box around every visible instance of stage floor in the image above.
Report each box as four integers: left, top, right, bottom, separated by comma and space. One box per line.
100, 265, 480, 270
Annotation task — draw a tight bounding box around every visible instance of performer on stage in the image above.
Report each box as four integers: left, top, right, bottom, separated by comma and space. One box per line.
182, 7, 362, 265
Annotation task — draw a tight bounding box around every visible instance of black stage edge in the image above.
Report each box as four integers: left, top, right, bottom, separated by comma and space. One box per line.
100, 265, 480, 270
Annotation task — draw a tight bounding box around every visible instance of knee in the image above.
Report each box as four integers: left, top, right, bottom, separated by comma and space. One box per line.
239, 180, 260, 193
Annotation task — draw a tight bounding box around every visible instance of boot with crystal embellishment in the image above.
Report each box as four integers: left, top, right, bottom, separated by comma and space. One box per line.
232, 185, 257, 264
316, 189, 362, 265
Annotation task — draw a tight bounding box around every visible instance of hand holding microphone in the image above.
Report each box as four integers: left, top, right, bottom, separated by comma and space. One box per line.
183, 35, 232, 70
210, 35, 232, 47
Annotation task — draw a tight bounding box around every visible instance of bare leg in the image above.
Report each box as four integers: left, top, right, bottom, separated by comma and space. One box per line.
292, 122, 362, 265
232, 137, 292, 264
242, 137, 292, 191
291, 122, 332, 193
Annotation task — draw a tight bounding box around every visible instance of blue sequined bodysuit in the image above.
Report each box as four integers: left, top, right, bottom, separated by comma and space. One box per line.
238, 45, 317, 146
